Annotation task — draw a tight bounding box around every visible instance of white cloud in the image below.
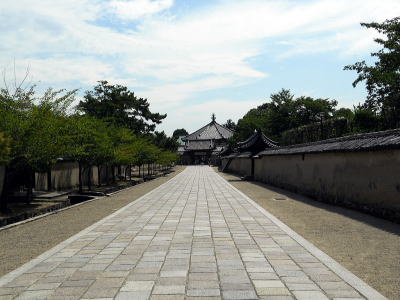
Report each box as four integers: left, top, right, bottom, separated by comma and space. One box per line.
1, 0, 400, 133
109, 0, 173, 20
14, 57, 113, 86
157, 98, 265, 135
141, 75, 249, 109
2, 0, 399, 84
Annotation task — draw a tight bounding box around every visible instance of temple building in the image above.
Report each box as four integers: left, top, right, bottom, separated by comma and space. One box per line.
180, 114, 233, 165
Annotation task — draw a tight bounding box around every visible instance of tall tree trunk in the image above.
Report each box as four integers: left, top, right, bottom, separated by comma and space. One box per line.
0, 165, 9, 212
47, 167, 52, 191
97, 165, 101, 187
78, 162, 83, 194
129, 164, 132, 180
138, 165, 141, 177
87, 166, 92, 191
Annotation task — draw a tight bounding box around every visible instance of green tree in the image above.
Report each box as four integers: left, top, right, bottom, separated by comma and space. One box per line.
263, 89, 297, 138
234, 89, 339, 144
352, 105, 380, 133
172, 128, 189, 139
234, 89, 296, 142
0, 87, 76, 202
344, 17, 400, 129
0, 132, 11, 165
65, 116, 113, 193
334, 107, 354, 120
152, 131, 179, 152
294, 97, 337, 125
157, 151, 178, 171
78, 81, 166, 134
234, 108, 269, 142
223, 119, 236, 131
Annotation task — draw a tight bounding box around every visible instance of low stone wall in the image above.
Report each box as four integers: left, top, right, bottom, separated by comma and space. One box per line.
223, 149, 400, 222
34, 162, 154, 191
35, 162, 115, 191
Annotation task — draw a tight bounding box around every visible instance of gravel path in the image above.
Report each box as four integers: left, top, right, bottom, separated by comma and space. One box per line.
217, 169, 400, 300
0, 167, 184, 277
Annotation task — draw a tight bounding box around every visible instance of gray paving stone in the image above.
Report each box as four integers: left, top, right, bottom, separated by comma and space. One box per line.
188, 280, 219, 289
0, 167, 379, 300
14, 290, 54, 300
186, 289, 221, 297
292, 290, 330, 300
151, 296, 185, 300
61, 280, 94, 287
51, 286, 87, 296
82, 287, 119, 298
256, 287, 292, 296
160, 271, 187, 278
26, 282, 61, 290
115, 291, 151, 300
153, 285, 185, 294
120, 280, 154, 291
222, 290, 258, 299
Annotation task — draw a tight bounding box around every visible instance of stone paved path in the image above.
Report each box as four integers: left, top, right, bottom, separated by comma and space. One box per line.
0, 166, 386, 300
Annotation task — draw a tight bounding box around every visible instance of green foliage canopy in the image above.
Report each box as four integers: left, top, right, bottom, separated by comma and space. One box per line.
172, 128, 189, 139
234, 89, 338, 143
78, 81, 166, 134
0, 87, 77, 172
344, 17, 400, 129
0, 132, 11, 165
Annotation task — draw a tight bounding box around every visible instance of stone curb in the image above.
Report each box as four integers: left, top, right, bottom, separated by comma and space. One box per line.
218, 171, 387, 300
0, 171, 182, 287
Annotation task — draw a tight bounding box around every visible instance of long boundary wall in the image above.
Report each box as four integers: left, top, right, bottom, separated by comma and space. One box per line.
223, 149, 400, 222
223, 157, 252, 177
35, 162, 120, 191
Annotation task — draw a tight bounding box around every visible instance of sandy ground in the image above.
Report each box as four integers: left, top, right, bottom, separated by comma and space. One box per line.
217, 169, 400, 300
0, 166, 184, 277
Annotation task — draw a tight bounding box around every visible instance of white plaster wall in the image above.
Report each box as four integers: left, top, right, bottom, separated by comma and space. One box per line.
254, 150, 400, 212
226, 158, 252, 177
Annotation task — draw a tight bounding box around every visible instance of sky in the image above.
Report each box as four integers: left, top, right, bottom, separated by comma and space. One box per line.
1, 0, 400, 135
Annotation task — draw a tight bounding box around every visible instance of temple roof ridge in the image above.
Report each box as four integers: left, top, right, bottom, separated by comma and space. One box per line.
183, 119, 233, 141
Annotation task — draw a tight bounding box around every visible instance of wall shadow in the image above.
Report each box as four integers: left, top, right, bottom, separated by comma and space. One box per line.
223, 172, 400, 236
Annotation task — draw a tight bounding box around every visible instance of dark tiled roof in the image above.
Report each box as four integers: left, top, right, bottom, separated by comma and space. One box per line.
257, 128, 400, 157
237, 130, 278, 151
185, 140, 213, 150
236, 151, 253, 158
223, 151, 252, 158
184, 121, 233, 141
